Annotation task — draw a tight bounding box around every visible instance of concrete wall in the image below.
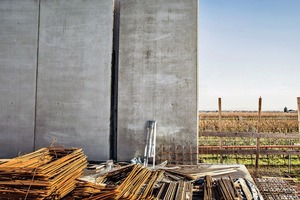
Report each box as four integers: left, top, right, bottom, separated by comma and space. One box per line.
0, 0, 114, 161
0, 0, 198, 162
35, 0, 114, 161
117, 0, 198, 161
0, 0, 38, 158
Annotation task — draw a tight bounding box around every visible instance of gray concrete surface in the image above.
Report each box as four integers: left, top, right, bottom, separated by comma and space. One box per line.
0, 0, 38, 158
0, 0, 198, 162
117, 0, 198, 161
35, 0, 114, 161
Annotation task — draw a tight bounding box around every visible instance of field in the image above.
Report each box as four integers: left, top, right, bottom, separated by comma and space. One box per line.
198, 111, 300, 174
199, 111, 298, 133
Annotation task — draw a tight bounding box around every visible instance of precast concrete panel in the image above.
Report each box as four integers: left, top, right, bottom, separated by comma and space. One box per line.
0, 0, 38, 158
36, 0, 114, 161
118, 0, 198, 161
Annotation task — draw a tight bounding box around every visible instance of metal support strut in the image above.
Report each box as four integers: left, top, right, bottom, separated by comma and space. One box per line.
144, 121, 157, 168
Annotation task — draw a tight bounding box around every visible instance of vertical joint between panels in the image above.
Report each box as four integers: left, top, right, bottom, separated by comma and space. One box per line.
33, 0, 41, 151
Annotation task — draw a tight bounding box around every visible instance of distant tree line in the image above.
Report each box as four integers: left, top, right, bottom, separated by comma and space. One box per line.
284, 106, 296, 113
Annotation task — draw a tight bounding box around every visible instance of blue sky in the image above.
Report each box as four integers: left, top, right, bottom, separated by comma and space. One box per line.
198, 0, 300, 111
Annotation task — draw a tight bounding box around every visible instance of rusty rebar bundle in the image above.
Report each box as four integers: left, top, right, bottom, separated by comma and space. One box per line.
0, 147, 87, 199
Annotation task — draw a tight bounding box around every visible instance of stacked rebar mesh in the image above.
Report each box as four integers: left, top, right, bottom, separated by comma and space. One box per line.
73, 164, 166, 200
0, 147, 87, 199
